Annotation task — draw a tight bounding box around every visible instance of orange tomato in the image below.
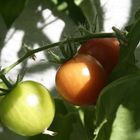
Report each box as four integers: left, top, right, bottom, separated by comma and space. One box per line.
55, 54, 107, 105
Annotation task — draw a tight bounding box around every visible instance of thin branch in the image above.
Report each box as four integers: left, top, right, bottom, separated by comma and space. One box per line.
0, 32, 115, 76
0, 75, 13, 88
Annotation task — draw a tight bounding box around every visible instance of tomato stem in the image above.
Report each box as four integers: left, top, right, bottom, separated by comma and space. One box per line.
0, 32, 115, 76
0, 88, 9, 96
0, 92, 8, 96
0, 75, 13, 89
42, 129, 57, 136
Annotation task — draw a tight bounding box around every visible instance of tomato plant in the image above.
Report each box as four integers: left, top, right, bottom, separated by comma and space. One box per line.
0, 81, 55, 136
0, 3, 139, 139
55, 54, 107, 105
78, 38, 120, 75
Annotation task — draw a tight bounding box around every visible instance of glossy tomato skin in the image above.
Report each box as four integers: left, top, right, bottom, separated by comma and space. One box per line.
55, 54, 107, 105
78, 38, 120, 75
0, 81, 55, 136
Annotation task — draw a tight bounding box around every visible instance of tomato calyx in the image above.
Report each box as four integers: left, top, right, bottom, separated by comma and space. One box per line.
0, 65, 27, 96
112, 26, 128, 46
0, 88, 10, 96
47, 38, 78, 64
0, 75, 14, 96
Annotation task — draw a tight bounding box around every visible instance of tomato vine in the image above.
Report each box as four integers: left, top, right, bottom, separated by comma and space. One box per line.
0, 32, 115, 77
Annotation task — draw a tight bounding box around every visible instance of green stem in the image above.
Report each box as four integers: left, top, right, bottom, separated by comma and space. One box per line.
0, 92, 8, 96
0, 32, 115, 76
0, 88, 8, 92
0, 74, 13, 88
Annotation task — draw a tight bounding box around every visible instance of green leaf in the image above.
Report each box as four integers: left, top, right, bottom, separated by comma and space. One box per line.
81, 106, 96, 140
109, 17, 140, 82
54, 0, 86, 24
53, 98, 68, 115
109, 61, 139, 82
135, 8, 140, 20
0, 0, 27, 28
95, 73, 140, 140
80, 0, 100, 32
29, 114, 88, 140
126, 16, 140, 60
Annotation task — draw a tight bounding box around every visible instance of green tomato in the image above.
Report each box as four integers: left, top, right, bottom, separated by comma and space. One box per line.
0, 81, 55, 136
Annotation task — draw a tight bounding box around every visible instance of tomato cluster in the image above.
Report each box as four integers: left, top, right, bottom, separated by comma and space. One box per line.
0, 38, 120, 136
55, 38, 120, 105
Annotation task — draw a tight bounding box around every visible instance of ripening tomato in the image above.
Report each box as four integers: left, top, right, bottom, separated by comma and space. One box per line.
0, 81, 55, 136
78, 38, 120, 75
55, 54, 107, 105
